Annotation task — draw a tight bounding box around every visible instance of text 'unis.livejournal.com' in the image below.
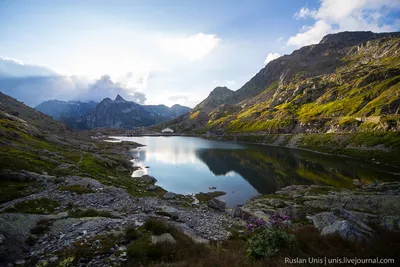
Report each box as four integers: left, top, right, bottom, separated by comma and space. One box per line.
285, 257, 395, 265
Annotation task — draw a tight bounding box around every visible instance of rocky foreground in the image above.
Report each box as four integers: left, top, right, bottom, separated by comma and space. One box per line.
1, 164, 400, 266
0, 170, 247, 266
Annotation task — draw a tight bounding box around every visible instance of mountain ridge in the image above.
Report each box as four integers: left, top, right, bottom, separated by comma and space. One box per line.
160, 31, 400, 134
35, 96, 191, 130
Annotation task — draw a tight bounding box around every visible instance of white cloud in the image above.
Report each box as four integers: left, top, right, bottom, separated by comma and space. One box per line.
160, 33, 221, 61
287, 20, 332, 47
287, 0, 400, 47
294, 7, 317, 19
264, 53, 281, 65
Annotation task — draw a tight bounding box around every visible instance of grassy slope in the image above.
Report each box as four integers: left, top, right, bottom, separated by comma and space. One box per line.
206, 38, 400, 133
0, 109, 165, 203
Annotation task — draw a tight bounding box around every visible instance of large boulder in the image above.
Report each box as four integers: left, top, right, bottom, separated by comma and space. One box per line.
312, 212, 338, 231
313, 209, 374, 242
208, 198, 226, 211
138, 175, 157, 183
156, 205, 180, 220
321, 220, 374, 242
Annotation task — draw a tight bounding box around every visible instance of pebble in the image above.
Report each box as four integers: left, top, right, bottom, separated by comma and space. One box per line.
49, 256, 59, 263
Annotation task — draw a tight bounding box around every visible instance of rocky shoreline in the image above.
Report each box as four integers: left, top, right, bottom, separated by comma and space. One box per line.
1, 135, 399, 266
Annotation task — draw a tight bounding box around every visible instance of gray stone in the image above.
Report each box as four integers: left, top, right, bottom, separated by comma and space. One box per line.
156, 205, 180, 220
151, 233, 176, 244
49, 256, 59, 263
312, 212, 339, 231
231, 205, 242, 218
163, 192, 177, 199
321, 220, 374, 242
146, 185, 157, 191
208, 198, 226, 211
139, 175, 157, 183
276, 205, 303, 221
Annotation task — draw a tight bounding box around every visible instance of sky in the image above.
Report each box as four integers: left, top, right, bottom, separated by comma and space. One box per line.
0, 0, 399, 107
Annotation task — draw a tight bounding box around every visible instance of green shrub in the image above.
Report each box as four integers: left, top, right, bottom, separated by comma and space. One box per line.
143, 219, 169, 235
58, 185, 95, 194
57, 257, 74, 267
68, 208, 114, 218
4, 198, 60, 214
246, 229, 295, 259
125, 226, 140, 241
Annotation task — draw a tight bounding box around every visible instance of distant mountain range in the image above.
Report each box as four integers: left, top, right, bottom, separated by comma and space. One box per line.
34, 95, 191, 129
35, 100, 98, 120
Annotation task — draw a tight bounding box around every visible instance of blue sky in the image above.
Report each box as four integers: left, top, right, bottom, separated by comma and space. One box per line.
0, 0, 399, 107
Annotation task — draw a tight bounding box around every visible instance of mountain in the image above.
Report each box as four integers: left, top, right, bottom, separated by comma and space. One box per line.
35, 100, 98, 119
84, 94, 191, 129
162, 31, 400, 134
34, 95, 191, 129
0, 92, 69, 135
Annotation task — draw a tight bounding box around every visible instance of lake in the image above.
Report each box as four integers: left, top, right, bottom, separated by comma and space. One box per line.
109, 136, 400, 207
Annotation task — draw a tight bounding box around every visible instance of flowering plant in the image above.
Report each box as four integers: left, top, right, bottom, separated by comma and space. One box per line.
247, 217, 267, 229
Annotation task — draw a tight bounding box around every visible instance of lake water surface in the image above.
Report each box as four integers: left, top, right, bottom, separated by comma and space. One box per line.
109, 136, 400, 207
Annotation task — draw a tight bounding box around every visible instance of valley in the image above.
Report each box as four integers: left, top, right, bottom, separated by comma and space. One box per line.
1, 30, 400, 267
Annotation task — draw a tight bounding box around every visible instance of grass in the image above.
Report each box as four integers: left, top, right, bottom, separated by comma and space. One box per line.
195, 191, 226, 203
68, 208, 115, 218
59, 184, 95, 194
0, 180, 40, 204
3, 198, 60, 214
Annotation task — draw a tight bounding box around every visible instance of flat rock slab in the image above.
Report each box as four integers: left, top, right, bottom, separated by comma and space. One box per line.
151, 233, 176, 244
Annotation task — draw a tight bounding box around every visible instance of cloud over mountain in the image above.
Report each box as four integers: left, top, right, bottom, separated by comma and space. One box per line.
287, 0, 400, 47
0, 57, 147, 106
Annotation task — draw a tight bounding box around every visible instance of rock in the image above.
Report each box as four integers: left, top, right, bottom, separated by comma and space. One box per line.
312, 212, 339, 231
231, 205, 242, 218
151, 233, 176, 244
253, 211, 270, 221
163, 192, 177, 199
313, 210, 374, 242
207, 198, 226, 211
49, 256, 59, 263
156, 205, 180, 220
321, 220, 374, 242
146, 185, 157, 191
276, 205, 303, 221
15, 260, 26, 265
138, 175, 157, 183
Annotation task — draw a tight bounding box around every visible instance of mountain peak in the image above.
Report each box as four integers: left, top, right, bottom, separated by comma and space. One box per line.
319, 31, 400, 46
115, 94, 126, 102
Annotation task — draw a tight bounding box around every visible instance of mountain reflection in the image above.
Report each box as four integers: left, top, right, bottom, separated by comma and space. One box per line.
112, 136, 400, 205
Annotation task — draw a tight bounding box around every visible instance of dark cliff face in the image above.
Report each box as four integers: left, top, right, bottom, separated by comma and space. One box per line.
164, 31, 400, 134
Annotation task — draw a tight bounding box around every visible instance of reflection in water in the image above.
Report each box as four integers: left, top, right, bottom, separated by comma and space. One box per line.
109, 136, 400, 207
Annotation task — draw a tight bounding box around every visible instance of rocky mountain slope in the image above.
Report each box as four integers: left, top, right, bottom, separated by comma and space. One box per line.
163, 31, 400, 134
35, 100, 98, 120
34, 95, 191, 130
83, 95, 190, 129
